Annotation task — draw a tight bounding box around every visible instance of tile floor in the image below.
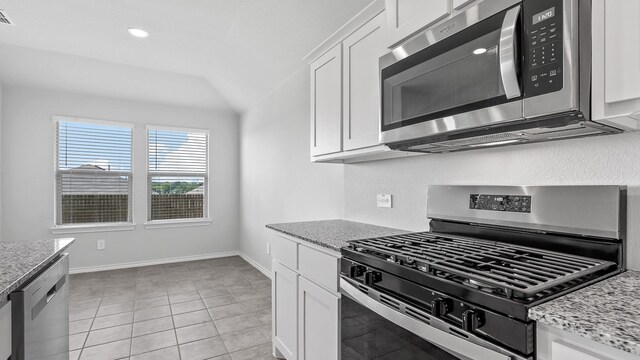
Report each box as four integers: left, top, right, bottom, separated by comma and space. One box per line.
68, 256, 277, 360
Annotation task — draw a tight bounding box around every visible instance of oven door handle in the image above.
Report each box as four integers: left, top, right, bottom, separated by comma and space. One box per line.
499, 5, 521, 99
340, 278, 513, 360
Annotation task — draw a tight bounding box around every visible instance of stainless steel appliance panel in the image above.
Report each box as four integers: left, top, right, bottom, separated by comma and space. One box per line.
340, 278, 528, 360
11, 254, 69, 360
426, 185, 624, 239
380, 0, 525, 145
523, 0, 580, 118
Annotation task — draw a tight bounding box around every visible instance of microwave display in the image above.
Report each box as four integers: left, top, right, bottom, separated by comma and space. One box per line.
533, 7, 555, 25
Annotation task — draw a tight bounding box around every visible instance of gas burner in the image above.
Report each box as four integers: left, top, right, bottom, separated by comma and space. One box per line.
465, 278, 500, 291
348, 231, 616, 299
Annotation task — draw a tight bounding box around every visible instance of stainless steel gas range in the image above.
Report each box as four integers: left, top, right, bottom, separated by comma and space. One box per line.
339, 185, 625, 360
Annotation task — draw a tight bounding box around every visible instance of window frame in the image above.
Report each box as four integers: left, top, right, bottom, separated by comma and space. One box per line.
145, 124, 210, 226
51, 115, 135, 231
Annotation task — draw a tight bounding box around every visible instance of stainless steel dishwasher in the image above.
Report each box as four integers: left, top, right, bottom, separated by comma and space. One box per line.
11, 254, 69, 360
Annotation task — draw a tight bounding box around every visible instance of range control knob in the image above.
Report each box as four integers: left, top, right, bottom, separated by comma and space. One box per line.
363, 271, 382, 285
431, 298, 453, 317
349, 265, 365, 278
461, 310, 485, 332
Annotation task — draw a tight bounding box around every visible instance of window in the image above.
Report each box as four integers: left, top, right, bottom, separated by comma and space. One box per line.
55, 117, 133, 225
147, 126, 208, 221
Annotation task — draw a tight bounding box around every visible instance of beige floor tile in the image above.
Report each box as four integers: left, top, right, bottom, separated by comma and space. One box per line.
220, 327, 268, 353
132, 316, 174, 337
173, 309, 212, 328
91, 311, 134, 330
176, 322, 219, 344
85, 323, 133, 347
134, 305, 171, 322
131, 329, 177, 355
130, 346, 180, 360
179, 336, 228, 360
79, 338, 131, 360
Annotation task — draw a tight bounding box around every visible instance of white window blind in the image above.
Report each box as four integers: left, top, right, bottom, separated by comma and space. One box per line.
55, 118, 133, 225
147, 127, 208, 221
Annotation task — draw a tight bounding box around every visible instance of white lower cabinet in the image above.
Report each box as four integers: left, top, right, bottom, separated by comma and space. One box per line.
537, 323, 640, 360
298, 277, 340, 360
272, 260, 299, 360
270, 232, 341, 360
0, 301, 11, 360
551, 341, 614, 360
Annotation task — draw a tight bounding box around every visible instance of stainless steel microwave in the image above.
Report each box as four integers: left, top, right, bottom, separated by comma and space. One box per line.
379, 0, 635, 153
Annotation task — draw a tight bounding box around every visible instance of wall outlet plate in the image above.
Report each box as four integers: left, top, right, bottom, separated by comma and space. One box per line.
266, 243, 271, 255
97, 239, 106, 250
377, 194, 392, 208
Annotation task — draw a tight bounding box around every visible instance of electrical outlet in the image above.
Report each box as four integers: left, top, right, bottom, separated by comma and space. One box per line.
97, 239, 106, 250
377, 194, 392, 208
266, 243, 271, 255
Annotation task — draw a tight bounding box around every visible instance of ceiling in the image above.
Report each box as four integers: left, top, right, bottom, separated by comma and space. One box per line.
0, 0, 372, 112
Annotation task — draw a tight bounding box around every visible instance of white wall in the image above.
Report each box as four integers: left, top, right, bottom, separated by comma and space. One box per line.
344, 132, 640, 270
239, 67, 345, 271
1, 86, 240, 270
0, 83, 3, 239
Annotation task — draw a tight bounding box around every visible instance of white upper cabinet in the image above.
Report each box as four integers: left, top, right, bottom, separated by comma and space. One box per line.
342, 12, 387, 151
384, 0, 450, 48
452, 0, 475, 10
591, 0, 640, 129
310, 45, 343, 157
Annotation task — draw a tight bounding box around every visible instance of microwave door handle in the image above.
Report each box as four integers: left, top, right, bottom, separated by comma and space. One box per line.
499, 5, 521, 99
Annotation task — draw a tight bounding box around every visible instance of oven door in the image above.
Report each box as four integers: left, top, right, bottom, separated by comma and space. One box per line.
340, 278, 530, 360
380, 0, 524, 145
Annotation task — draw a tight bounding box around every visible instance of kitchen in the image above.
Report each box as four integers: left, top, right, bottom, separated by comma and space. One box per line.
0, 0, 639, 359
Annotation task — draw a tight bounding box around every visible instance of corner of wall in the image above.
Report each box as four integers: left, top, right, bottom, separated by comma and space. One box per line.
0, 83, 3, 240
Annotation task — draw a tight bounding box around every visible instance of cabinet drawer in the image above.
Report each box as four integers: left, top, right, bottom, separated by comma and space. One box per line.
0, 301, 11, 360
271, 234, 298, 270
298, 245, 340, 292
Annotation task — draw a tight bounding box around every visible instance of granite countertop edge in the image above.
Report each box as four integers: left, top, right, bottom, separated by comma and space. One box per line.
1, 239, 75, 307
266, 219, 410, 252
265, 223, 345, 251
528, 270, 640, 356
529, 310, 640, 355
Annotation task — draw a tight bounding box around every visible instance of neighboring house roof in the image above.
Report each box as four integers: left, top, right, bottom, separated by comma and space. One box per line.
60, 164, 129, 195
186, 185, 204, 194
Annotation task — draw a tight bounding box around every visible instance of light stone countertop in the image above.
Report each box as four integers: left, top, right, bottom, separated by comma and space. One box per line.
266, 219, 409, 252
0, 238, 75, 307
529, 270, 640, 356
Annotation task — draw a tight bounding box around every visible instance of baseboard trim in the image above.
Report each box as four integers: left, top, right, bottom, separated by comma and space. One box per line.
239, 252, 272, 279
69, 251, 240, 274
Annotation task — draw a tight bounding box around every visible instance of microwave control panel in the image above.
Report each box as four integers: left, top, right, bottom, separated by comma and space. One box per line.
523, 0, 563, 97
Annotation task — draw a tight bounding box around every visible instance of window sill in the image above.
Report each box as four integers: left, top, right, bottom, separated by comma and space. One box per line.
144, 219, 212, 230
50, 223, 136, 234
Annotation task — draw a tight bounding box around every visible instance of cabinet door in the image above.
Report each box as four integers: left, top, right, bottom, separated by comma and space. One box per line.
343, 12, 387, 151
298, 277, 340, 360
385, 0, 450, 48
310, 45, 343, 156
0, 302, 10, 360
272, 260, 298, 360
552, 341, 614, 360
592, 0, 640, 126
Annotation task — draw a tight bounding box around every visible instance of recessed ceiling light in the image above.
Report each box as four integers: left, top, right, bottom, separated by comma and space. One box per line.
128, 28, 149, 38
473, 48, 487, 55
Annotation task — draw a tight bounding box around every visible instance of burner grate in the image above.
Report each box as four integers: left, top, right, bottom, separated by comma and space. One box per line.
349, 232, 615, 297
